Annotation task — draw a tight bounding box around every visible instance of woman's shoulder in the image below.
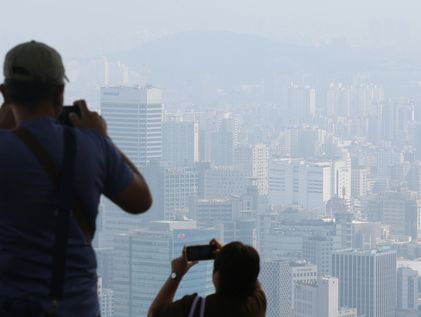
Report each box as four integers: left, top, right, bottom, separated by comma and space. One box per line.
205, 291, 266, 317
153, 293, 198, 317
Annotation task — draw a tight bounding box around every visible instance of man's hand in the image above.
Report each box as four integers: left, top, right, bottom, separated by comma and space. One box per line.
171, 247, 198, 278
0, 103, 17, 130
69, 100, 107, 136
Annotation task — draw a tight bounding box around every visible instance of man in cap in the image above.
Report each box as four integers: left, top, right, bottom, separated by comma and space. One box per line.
0, 41, 152, 316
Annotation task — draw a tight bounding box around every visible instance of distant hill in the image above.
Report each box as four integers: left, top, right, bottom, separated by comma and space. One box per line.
113, 31, 421, 91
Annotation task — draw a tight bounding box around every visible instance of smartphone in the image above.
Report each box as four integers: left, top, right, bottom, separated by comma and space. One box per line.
186, 244, 216, 261
57, 105, 81, 126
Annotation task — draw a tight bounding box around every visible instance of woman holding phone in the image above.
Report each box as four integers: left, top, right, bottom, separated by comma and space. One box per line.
148, 239, 266, 317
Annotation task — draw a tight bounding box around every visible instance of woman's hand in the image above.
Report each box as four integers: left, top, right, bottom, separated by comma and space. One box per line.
210, 239, 223, 257
171, 247, 198, 278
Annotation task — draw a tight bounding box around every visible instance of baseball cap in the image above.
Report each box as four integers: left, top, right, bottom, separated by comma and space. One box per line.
3, 40, 68, 84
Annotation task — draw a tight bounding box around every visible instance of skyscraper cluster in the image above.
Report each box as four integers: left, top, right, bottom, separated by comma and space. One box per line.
94, 80, 421, 316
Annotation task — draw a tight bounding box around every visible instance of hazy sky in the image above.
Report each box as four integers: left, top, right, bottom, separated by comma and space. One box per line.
1, 0, 421, 58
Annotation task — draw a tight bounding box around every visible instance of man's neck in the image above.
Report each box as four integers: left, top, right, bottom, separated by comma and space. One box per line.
13, 102, 58, 124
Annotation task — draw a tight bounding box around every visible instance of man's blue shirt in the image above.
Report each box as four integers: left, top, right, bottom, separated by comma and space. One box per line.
0, 117, 133, 315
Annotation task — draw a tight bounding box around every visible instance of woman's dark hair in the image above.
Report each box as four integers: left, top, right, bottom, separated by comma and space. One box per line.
213, 241, 260, 298
4, 79, 61, 106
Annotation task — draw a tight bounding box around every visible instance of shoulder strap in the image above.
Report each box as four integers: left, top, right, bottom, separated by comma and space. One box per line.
12, 126, 93, 242
50, 127, 76, 301
188, 296, 201, 317
199, 297, 206, 317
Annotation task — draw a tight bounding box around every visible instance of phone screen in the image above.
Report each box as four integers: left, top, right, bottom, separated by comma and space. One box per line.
186, 245, 215, 261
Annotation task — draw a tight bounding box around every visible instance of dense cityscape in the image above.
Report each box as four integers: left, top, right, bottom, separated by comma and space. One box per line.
68, 51, 420, 317
3, 1, 421, 317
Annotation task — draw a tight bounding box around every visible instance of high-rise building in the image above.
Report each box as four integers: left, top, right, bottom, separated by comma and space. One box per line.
290, 261, 318, 310
210, 113, 240, 165
364, 191, 421, 240
294, 276, 339, 317
303, 236, 333, 276
351, 167, 368, 198
162, 167, 197, 220
251, 144, 269, 195
112, 221, 216, 317
332, 249, 397, 317
101, 86, 163, 168
396, 267, 418, 317
96, 248, 114, 289
260, 260, 292, 317
162, 114, 198, 167
99, 86, 163, 247
287, 84, 316, 122
98, 277, 114, 317
234, 143, 269, 194
269, 158, 332, 210
192, 198, 234, 227
201, 166, 246, 199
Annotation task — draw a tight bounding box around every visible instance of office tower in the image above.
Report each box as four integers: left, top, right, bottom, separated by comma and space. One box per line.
396, 267, 418, 317
234, 143, 253, 176
351, 167, 368, 198
210, 113, 240, 166
332, 156, 352, 202
220, 218, 257, 246
287, 126, 326, 159
113, 221, 216, 317
99, 86, 163, 247
163, 167, 198, 220
411, 123, 421, 160
234, 143, 269, 195
382, 191, 420, 239
269, 158, 332, 210
352, 221, 382, 250
365, 191, 421, 240
162, 114, 198, 167
332, 249, 397, 317
192, 198, 235, 227
326, 83, 383, 119
290, 261, 318, 310
251, 144, 269, 195
98, 277, 114, 317
191, 193, 258, 245
294, 276, 339, 317
303, 236, 333, 276
326, 83, 351, 117
141, 161, 165, 223
260, 260, 292, 317
407, 162, 421, 193
101, 86, 163, 168
288, 83, 316, 122
334, 212, 353, 249
201, 166, 246, 198
96, 248, 114, 289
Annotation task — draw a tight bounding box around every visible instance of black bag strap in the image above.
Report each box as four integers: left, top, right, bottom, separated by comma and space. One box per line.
12, 126, 93, 241
50, 127, 75, 301
12, 126, 92, 302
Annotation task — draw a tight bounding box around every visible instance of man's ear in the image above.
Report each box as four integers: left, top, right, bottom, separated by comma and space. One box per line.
0, 84, 11, 104
53, 84, 65, 115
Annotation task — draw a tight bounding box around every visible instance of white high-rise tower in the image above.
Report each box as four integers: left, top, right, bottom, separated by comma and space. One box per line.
101, 86, 163, 168
99, 86, 163, 248
332, 249, 396, 317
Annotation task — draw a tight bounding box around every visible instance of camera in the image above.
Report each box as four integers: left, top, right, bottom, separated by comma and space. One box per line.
57, 105, 80, 126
